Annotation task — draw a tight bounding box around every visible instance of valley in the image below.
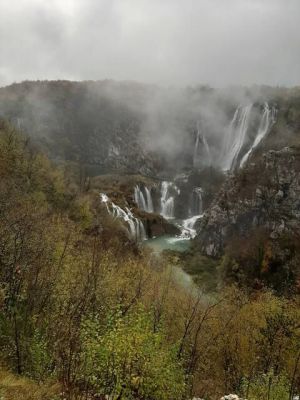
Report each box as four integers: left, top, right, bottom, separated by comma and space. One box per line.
0, 80, 300, 399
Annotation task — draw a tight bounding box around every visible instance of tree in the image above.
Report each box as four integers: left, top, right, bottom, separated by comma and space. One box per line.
79, 307, 186, 400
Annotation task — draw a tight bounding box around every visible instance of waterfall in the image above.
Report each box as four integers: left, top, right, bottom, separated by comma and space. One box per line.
193, 123, 201, 167
134, 186, 147, 211
181, 215, 203, 239
220, 104, 253, 171
145, 187, 154, 212
160, 181, 176, 219
191, 187, 203, 216
193, 121, 211, 168
180, 187, 204, 238
239, 103, 276, 168
100, 193, 146, 241
220, 102, 277, 171
124, 207, 147, 241
202, 131, 212, 166
134, 185, 154, 213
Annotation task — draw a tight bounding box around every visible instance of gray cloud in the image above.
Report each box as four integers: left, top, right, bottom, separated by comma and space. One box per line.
0, 0, 299, 87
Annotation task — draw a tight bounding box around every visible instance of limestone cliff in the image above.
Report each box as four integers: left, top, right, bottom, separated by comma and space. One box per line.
196, 146, 300, 257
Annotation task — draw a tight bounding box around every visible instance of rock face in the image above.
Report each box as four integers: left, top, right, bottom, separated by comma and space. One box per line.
143, 213, 181, 238
196, 147, 300, 257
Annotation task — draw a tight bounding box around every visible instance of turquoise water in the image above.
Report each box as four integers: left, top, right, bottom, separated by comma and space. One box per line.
144, 235, 191, 253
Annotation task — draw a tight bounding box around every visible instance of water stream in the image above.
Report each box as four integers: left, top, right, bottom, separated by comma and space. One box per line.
100, 193, 146, 242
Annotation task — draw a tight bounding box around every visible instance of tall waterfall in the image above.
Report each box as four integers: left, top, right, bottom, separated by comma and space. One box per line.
220, 104, 253, 171
160, 181, 177, 219
240, 102, 276, 168
193, 121, 212, 168
219, 102, 277, 171
134, 185, 154, 213
100, 193, 146, 241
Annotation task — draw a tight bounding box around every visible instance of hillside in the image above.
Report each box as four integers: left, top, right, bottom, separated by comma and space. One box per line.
1, 81, 299, 178
0, 82, 300, 399
195, 146, 300, 293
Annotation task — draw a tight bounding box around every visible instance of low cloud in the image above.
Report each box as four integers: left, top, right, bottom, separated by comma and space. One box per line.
0, 0, 299, 87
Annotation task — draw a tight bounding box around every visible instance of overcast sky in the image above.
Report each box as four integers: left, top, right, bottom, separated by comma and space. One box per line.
0, 0, 299, 87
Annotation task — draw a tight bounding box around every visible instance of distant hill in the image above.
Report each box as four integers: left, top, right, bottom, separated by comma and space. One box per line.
0, 80, 299, 177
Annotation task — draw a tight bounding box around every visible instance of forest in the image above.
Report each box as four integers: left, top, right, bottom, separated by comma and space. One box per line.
0, 117, 299, 400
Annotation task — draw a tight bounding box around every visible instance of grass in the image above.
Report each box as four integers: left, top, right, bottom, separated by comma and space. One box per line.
0, 369, 60, 400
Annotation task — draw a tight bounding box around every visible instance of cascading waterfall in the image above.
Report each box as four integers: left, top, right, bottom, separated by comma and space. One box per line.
134, 185, 154, 213
220, 104, 253, 171
160, 181, 177, 219
239, 102, 276, 167
145, 187, 154, 213
100, 193, 146, 241
132, 181, 204, 241
134, 186, 147, 211
193, 121, 212, 168
181, 215, 203, 239
181, 187, 204, 238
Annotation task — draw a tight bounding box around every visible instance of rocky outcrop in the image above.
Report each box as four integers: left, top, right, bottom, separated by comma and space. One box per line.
92, 174, 181, 238
196, 147, 300, 257
143, 212, 181, 237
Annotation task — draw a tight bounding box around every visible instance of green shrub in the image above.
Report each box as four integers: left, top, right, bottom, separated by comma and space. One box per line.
79, 307, 186, 400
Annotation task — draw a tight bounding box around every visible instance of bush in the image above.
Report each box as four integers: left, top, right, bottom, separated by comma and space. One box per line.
241, 370, 290, 400
79, 307, 186, 400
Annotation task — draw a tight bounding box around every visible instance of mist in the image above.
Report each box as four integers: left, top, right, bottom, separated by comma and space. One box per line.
1, 0, 300, 87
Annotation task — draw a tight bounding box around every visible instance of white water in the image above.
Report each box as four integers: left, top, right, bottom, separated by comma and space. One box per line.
160, 182, 203, 238
134, 185, 154, 213
179, 186, 203, 239
193, 121, 212, 168
133, 181, 203, 243
134, 186, 147, 211
100, 193, 146, 241
240, 102, 276, 167
145, 187, 154, 212
160, 181, 176, 219
219, 102, 277, 171
220, 104, 253, 171
181, 214, 203, 239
